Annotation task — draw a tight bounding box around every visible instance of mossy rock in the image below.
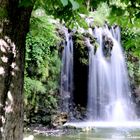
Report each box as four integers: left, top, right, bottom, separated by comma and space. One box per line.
51, 112, 68, 127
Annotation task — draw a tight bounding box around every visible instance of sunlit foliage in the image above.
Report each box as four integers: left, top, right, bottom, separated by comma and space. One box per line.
24, 11, 61, 124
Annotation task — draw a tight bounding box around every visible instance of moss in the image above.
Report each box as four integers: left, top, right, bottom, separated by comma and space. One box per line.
73, 33, 88, 65
76, 39, 84, 47
72, 31, 100, 65
0, 8, 8, 19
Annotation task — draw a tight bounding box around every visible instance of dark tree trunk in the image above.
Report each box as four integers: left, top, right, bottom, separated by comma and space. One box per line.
0, 0, 33, 139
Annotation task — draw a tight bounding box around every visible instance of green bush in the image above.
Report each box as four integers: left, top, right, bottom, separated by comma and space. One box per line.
24, 12, 61, 125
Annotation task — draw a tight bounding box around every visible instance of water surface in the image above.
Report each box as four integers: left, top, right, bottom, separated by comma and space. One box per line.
27, 128, 140, 140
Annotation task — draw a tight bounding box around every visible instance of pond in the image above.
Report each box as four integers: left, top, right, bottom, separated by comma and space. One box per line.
25, 128, 140, 140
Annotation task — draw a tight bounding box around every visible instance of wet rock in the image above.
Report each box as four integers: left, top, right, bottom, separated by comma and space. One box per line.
102, 35, 113, 57
51, 112, 68, 127
135, 86, 140, 103
69, 104, 87, 121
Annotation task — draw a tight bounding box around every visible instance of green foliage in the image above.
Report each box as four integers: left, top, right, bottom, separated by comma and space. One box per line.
121, 26, 140, 88
45, 50, 61, 93
34, 0, 88, 29
0, 8, 8, 18
108, 0, 140, 28
24, 12, 61, 125
122, 28, 140, 57
69, 0, 80, 10
89, 2, 110, 26
30, 9, 60, 45
127, 61, 135, 81
127, 59, 140, 87
24, 77, 46, 106
60, 0, 80, 10
60, 0, 69, 6
19, 0, 35, 7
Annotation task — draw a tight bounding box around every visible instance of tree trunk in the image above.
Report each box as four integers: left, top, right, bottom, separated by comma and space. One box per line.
0, 0, 33, 140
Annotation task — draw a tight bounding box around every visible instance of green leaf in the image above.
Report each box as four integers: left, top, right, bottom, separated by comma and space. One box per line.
19, 0, 33, 7
121, 0, 129, 4
0, 7, 8, 18
69, 0, 79, 10
60, 0, 68, 6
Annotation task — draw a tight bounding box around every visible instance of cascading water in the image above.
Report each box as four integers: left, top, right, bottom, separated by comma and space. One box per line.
60, 28, 73, 113
64, 25, 140, 128
87, 26, 135, 122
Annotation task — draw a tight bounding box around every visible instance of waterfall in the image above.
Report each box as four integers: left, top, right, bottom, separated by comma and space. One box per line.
87, 26, 135, 122
60, 28, 73, 113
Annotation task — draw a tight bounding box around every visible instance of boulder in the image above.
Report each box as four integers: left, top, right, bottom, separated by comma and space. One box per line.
52, 112, 68, 127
